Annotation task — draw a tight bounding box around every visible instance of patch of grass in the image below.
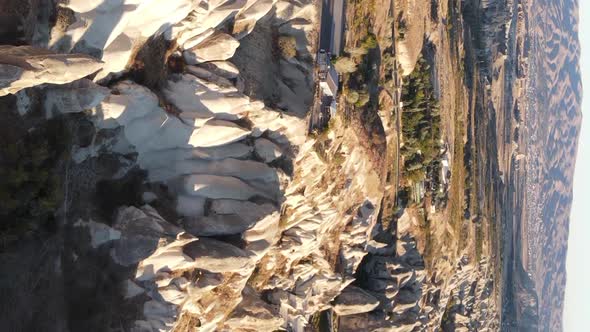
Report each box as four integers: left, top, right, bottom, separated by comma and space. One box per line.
355, 91, 370, 107
345, 89, 360, 104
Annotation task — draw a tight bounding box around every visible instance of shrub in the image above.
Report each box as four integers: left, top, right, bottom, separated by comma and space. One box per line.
355, 91, 370, 107
346, 90, 360, 104
278, 35, 297, 59
335, 57, 357, 74
361, 34, 378, 50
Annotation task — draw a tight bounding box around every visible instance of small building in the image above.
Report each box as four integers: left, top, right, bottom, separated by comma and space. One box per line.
441, 158, 450, 186
439, 146, 451, 188
318, 50, 329, 79
319, 67, 339, 119
320, 67, 339, 97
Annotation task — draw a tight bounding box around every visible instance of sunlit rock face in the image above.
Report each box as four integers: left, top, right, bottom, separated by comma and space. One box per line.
50, 0, 194, 80
0, 45, 103, 96
37, 0, 383, 330
61, 2, 387, 325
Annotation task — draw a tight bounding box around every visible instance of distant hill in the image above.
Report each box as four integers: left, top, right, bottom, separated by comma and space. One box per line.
525, 0, 582, 330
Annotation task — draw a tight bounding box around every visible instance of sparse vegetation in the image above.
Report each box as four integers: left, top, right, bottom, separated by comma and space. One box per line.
333, 151, 346, 166
422, 214, 435, 269
355, 91, 370, 107
448, 74, 467, 255
361, 33, 378, 50
335, 0, 386, 167
310, 118, 336, 163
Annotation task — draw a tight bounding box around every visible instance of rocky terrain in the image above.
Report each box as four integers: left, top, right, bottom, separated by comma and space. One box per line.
0, 0, 580, 331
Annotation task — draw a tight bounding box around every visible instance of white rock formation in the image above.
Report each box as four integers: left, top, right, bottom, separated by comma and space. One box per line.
395, 0, 430, 76
2, 0, 504, 329
339, 200, 378, 275
183, 32, 240, 64
232, 0, 276, 39
51, 0, 279, 81
163, 73, 263, 120
182, 174, 272, 200
52, 0, 194, 80
0, 45, 103, 96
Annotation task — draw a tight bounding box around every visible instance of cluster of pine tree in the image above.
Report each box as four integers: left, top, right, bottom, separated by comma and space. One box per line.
400, 57, 442, 185
0, 118, 69, 246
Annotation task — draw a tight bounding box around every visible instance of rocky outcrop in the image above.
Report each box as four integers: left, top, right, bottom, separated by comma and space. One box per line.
394, 0, 430, 76
333, 285, 380, 316
222, 286, 284, 331
338, 233, 498, 332
0, 45, 103, 96
69, 58, 384, 330
54, 5, 314, 325
233, 0, 277, 39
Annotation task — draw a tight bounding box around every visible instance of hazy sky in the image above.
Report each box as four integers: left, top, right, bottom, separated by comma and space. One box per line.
564, 1, 590, 331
